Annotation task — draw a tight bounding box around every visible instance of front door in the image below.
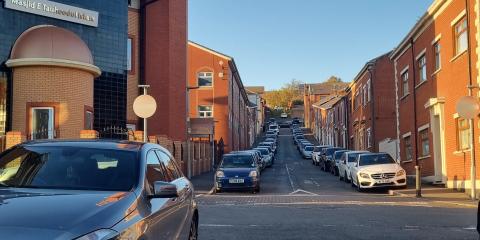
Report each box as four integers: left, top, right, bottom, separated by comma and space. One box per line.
31, 107, 54, 140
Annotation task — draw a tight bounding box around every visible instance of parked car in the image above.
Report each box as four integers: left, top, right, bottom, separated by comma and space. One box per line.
301, 144, 315, 159
293, 135, 305, 145
258, 142, 276, 154
280, 112, 288, 118
268, 124, 280, 134
264, 137, 278, 145
312, 145, 332, 166
319, 147, 343, 172
254, 147, 274, 167
297, 140, 311, 152
242, 150, 265, 171
0, 140, 198, 240
338, 151, 369, 182
331, 150, 350, 175
350, 153, 407, 191
215, 153, 261, 193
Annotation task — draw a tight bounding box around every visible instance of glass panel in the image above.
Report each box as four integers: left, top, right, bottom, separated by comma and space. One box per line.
0, 72, 7, 136
85, 111, 94, 130
32, 108, 54, 140
198, 72, 213, 87
127, 38, 132, 71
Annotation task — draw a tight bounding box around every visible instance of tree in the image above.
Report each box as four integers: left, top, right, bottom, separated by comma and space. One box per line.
264, 79, 304, 110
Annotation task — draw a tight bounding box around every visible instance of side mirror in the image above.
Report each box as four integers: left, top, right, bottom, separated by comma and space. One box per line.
353, 162, 358, 167
151, 181, 178, 198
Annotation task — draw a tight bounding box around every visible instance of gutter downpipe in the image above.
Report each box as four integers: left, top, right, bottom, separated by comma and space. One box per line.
367, 64, 376, 152
410, 37, 421, 198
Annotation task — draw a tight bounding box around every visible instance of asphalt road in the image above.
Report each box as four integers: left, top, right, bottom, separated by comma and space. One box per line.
197, 127, 478, 240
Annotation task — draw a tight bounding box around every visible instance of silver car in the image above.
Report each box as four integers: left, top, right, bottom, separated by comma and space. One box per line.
0, 140, 198, 240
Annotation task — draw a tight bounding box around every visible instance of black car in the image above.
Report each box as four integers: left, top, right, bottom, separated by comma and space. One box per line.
319, 147, 344, 172
0, 140, 198, 240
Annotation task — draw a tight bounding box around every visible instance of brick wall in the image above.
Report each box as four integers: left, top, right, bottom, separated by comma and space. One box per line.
127, 9, 140, 125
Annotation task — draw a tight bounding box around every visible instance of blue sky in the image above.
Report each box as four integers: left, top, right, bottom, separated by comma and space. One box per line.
188, 0, 432, 90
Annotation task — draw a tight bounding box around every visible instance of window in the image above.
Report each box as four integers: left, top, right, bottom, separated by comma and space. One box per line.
367, 80, 371, 102
418, 54, 427, 82
401, 71, 409, 96
366, 128, 372, 148
404, 136, 413, 161
419, 129, 430, 157
31, 107, 54, 140
433, 42, 441, 71
84, 110, 93, 130
156, 150, 182, 180
198, 72, 213, 87
362, 85, 367, 106
145, 151, 168, 193
127, 38, 132, 72
198, 105, 213, 118
457, 118, 471, 150
454, 17, 468, 55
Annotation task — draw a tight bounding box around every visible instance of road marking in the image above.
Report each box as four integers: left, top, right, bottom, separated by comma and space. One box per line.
463, 227, 477, 230
200, 224, 234, 227
285, 164, 295, 191
289, 189, 318, 196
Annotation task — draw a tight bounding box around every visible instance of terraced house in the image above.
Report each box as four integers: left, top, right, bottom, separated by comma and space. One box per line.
391, 0, 480, 190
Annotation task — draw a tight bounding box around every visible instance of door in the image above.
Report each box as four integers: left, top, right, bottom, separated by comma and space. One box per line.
31, 107, 54, 139
143, 150, 182, 240
156, 150, 193, 239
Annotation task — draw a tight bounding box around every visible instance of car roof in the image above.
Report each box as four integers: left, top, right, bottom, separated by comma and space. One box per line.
345, 151, 370, 155
21, 139, 145, 152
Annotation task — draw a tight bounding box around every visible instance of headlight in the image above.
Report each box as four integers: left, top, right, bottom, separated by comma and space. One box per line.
249, 171, 258, 177
396, 169, 406, 177
76, 229, 118, 240
216, 171, 225, 178
359, 172, 370, 179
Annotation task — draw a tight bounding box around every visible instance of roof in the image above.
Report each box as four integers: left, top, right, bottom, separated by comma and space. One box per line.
312, 94, 344, 109
390, 0, 446, 60
245, 86, 265, 94
303, 81, 349, 95
350, 51, 392, 86
188, 41, 232, 60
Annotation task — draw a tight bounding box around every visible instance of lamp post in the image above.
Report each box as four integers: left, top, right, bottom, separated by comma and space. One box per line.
133, 85, 156, 143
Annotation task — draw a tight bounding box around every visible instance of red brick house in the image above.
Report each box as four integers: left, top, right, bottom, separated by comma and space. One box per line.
391, 0, 480, 189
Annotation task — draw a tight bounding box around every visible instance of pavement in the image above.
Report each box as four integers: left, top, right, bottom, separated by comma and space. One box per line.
190, 170, 215, 195
194, 125, 479, 239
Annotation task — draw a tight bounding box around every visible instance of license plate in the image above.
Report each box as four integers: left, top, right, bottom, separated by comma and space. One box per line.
229, 178, 244, 183
377, 179, 391, 184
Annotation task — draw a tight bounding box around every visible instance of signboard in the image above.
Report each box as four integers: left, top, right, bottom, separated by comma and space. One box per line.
133, 95, 157, 119
4, 0, 99, 27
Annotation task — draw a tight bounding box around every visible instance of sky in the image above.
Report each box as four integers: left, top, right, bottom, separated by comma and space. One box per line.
188, 0, 432, 90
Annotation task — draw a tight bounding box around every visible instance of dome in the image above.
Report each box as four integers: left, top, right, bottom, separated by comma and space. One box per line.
10, 25, 93, 64
7, 25, 100, 76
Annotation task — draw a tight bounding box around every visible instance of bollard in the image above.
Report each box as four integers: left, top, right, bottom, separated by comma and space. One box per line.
415, 165, 422, 198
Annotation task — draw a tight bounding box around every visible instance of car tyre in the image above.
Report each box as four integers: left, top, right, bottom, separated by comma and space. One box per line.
356, 178, 363, 192
188, 213, 198, 240
344, 172, 350, 183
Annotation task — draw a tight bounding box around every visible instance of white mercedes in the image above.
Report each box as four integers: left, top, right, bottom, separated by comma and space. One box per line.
338, 150, 369, 183
350, 153, 407, 191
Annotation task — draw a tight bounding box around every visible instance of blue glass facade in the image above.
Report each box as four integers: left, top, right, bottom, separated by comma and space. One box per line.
0, 0, 128, 134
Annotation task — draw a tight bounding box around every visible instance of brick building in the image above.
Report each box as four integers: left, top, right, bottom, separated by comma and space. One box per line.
312, 94, 344, 146
391, 0, 480, 189
303, 79, 349, 131
188, 41, 256, 153
347, 53, 396, 153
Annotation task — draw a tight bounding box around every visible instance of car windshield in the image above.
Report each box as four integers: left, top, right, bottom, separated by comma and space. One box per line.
269, 126, 278, 130
296, 136, 304, 139
347, 153, 365, 162
359, 154, 396, 166
0, 146, 138, 191
221, 155, 255, 168
305, 146, 314, 151
334, 151, 347, 160
255, 149, 269, 155
326, 148, 341, 156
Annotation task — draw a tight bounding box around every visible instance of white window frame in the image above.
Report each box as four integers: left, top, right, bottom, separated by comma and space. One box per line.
433, 41, 441, 72
367, 79, 371, 102
198, 105, 213, 118
31, 107, 54, 140
197, 72, 213, 87
127, 38, 132, 71
417, 53, 427, 83
401, 68, 409, 97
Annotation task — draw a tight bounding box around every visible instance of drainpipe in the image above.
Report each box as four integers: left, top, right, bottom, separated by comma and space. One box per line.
410, 37, 421, 198
367, 64, 376, 152
465, 0, 477, 200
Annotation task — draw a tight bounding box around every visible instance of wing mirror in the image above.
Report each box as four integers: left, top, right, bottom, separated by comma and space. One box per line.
353, 162, 358, 167
151, 181, 178, 198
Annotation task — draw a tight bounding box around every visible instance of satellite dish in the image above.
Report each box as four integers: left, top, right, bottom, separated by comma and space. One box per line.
133, 95, 157, 118
456, 96, 480, 119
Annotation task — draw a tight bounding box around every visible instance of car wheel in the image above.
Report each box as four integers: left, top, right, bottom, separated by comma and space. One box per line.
188, 213, 198, 240
339, 173, 343, 181
350, 175, 355, 187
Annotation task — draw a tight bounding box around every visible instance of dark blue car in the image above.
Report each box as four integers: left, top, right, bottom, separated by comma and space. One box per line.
214, 152, 260, 193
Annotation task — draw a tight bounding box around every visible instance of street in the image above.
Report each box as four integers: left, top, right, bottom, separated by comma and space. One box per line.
196, 128, 478, 240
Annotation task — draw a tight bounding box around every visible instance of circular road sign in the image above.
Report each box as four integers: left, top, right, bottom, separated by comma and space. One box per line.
133, 94, 157, 118
456, 96, 480, 120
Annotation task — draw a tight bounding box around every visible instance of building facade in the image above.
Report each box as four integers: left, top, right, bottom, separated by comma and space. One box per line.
188, 41, 255, 153
348, 53, 396, 153
0, 0, 127, 141
391, 0, 480, 188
